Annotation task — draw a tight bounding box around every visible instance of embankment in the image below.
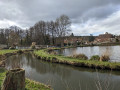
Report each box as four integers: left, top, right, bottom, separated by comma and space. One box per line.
34, 49, 120, 71
0, 49, 33, 67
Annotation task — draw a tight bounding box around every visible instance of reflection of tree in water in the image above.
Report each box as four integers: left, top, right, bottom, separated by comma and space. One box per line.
103, 47, 112, 56
65, 48, 76, 56
6, 54, 23, 69
6, 53, 120, 76
99, 46, 112, 56
6, 53, 120, 90
71, 48, 77, 55
6, 53, 71, 79
55, 49, 64, 55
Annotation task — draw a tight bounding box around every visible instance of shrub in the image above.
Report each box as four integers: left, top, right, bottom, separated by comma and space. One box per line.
47, 49, 53, 53
50, 51, 57, 55
47, 49, 57, 55
90, 55, 100, 61
71, 54, 88, 60
31, 45, 36, 49
100, 55, 110, 61
17, 50, 23, 54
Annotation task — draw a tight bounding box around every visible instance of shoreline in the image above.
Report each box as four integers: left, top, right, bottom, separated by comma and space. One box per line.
62, 43, 120, 48
0, 49, 34, 67
50, 44, 120, 50
0, 68, 51, 90
34, 49, 120, 71
0, 50, 51, 90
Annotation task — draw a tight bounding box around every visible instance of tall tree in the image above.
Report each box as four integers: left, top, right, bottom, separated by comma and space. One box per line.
55, 15, 71, 46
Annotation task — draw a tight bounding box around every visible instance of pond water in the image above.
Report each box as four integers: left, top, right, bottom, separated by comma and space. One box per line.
5, 53, 120, 90
55, 46, 120, 62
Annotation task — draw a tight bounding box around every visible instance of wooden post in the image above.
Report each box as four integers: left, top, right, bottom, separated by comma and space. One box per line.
1, 68, 25, 90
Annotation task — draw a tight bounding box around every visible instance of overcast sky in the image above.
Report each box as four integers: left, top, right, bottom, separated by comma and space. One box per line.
0, 0, 120, 35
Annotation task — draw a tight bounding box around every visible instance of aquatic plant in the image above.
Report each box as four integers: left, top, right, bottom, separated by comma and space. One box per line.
49, 51, 57, 55
100, 55, 110, 61
100, 49, 111, 61
90, 55, 100, 61
47, 49, 57, 55
70, 54, 88, 60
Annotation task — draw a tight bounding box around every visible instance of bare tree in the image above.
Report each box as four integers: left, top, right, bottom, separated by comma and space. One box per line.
9, 30, 20, 48
0, 15, 71, 46
55, 15, 71, 46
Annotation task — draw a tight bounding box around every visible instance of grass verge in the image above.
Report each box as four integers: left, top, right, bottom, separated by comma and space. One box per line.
34, 49, 120, 70
0, 68, 51, 90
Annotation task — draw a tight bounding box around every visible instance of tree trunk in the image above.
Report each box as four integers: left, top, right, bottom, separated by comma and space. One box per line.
1, 68, 25, 90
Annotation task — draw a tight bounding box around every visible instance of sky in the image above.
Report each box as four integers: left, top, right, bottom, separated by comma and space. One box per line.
0, 0, 120, 36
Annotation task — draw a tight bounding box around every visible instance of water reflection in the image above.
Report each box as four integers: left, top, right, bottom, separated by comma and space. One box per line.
6, 53, 71, 79
5, 53, 120, 90
56, 46, 120, 62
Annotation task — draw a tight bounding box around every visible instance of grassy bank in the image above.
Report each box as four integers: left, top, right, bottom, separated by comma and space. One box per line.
34, 49, 120, 70
0, 50, 18, 55
0, 68, 51, 90
0, 49, 33, 55
0, 50, 19, 67
0, 49, 34, 67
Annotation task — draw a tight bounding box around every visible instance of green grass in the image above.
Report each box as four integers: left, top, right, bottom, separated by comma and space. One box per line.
25, 79, 51, 90
0, 69, 51, 90
34, 49, 120, 70
0, 50, 18, 55
0, 49, 33, 56
0, 69, 6, 88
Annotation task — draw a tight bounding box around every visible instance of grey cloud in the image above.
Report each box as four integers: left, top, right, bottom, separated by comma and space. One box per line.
0, 0, 120, 35
72, 10, 120, 36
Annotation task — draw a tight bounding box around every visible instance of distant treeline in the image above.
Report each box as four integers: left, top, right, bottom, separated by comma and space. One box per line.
0, 15, 71, 46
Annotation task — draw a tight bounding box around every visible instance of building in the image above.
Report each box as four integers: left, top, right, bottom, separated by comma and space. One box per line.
94, 32, 116, 44
64, 36, 94, 45
55, 32, 119, 46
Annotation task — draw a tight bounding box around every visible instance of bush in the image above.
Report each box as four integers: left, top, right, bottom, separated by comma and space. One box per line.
50, 51, 57, 55
47, 49, 57, 55
90, 55, 100, 61
71, 54, 88, 60
100, 55, 110, 61
17, 50, 23, 54
31, 45, 36, 49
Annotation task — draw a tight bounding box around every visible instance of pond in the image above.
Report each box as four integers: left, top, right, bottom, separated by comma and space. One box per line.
55, 46, 120, 62
5, 53, 120, 90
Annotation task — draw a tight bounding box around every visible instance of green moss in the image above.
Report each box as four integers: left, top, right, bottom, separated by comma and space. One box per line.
0, 69, 51, 90
34, 49, 120, 70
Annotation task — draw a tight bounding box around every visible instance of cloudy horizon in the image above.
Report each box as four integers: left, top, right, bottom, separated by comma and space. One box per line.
0, 0, 120, 36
